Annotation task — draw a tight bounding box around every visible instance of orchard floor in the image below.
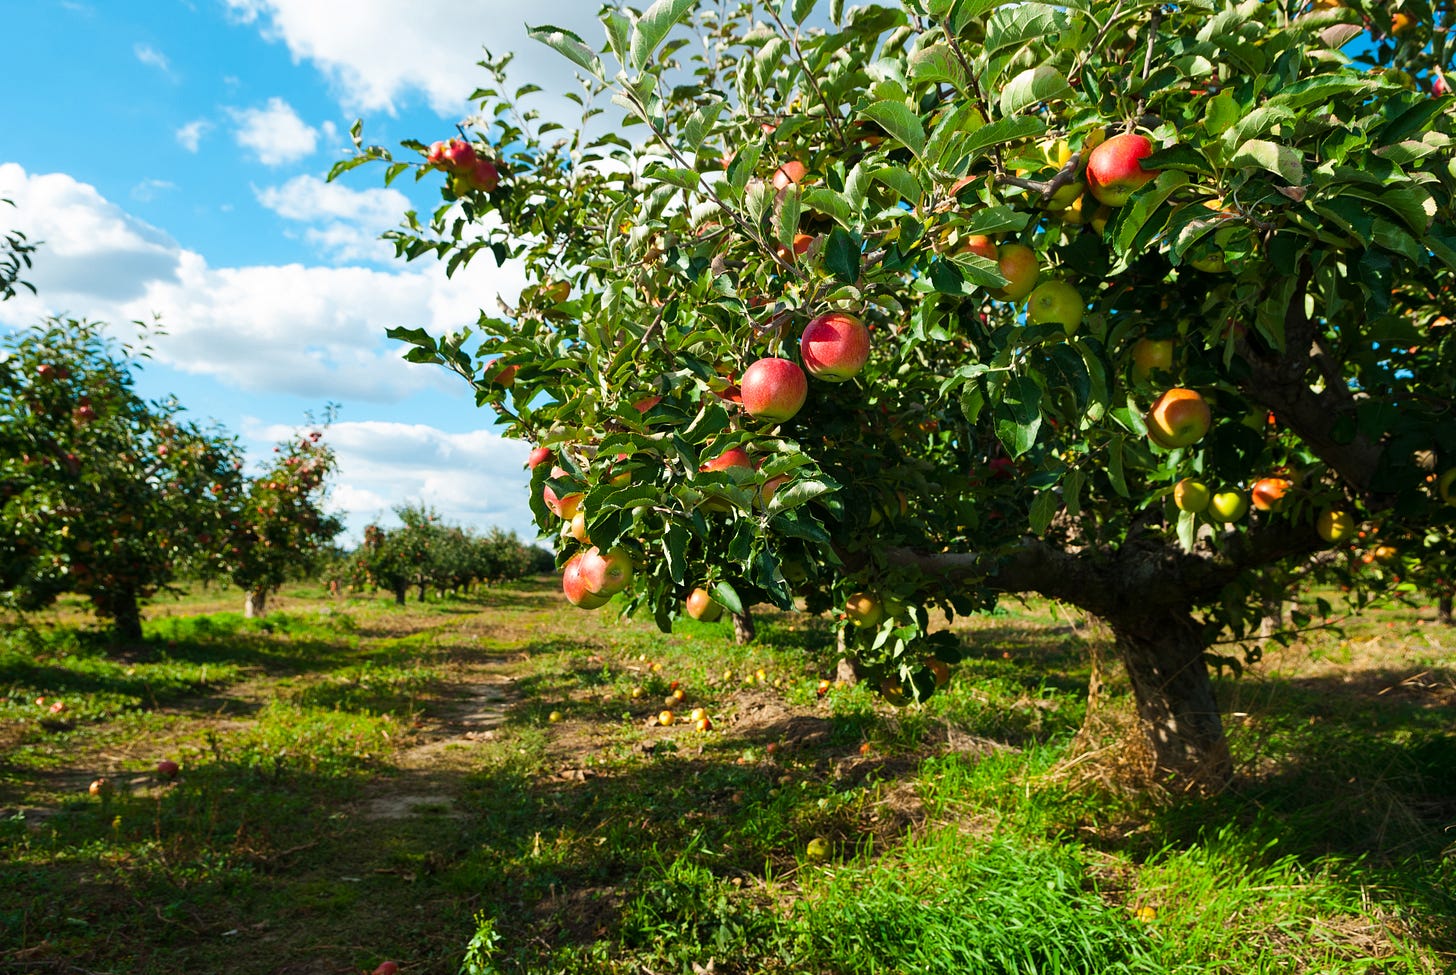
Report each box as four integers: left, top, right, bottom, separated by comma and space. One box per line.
0, 579, 1453, 974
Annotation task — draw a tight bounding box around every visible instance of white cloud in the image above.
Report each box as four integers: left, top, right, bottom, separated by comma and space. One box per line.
221, 0, 604, 116
176, 119, 211, 152
247, 417, 538, 542
255, 175, 409, 263
131, 178, 176, 202
230, 97, 318, 165
134, 43, 171, 73
0, 163, 527, 401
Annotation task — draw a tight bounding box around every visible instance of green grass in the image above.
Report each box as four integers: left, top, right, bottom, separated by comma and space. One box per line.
0, 579, 1452, 974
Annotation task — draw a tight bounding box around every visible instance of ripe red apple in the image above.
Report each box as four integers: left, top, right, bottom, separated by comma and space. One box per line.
487, 361, 517, 386
800, 311, 870, 382
426, 141, 449, 166
156, 759, 180, 780
1087, 133, 1159, 206
1173, 477, 1211, 513
772, 160, 808, 190
1250, 476, 1292, 512
685, 587, 723, 622
468, 156, 499, 192
577, 546, 633, 595
543, 467, 584, 519
962, 235, 999, 261
740, 358, 808, 423
700, 446, 753, 473
527, 446, 552, 470
991, 243, 1039, 301
562, 554, 611, 608
1026, 280, 1084, 333
1145, 388, 1211, 448
441, 138, 477, 170
776, 232, 815, 262
372, 962, 399, 975
1131, 338, 1175, 383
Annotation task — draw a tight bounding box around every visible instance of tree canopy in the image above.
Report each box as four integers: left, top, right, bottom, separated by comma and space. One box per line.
343, 0, 1456, 792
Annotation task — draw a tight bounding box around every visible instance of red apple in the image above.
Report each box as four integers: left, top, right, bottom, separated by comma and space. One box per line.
700, 447, 753, 473
1250, 476, 1292, 511
800, 311, 871, 382
468, 156, 499, 192
526, 447, 552, 470
685, 587, 723, 621
543, 467, 584, 520
772, 160, 808, 190
776, 232, 814, 262
372, 962, 399, 975
991, 243, 1039, 301
156, 759, 180, 780
486, 361, 517, 386
562, 554, 611, 608
441, 138, 477, 170
578, 546, 634, 595
961, 235, 999, 261
1131, 338, 1175, 383
740, 358, 808, 423
1145, 388, 1211, 448
1087, 133, 1158, 207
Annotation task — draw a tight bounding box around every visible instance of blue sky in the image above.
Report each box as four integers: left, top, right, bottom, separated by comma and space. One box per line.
0, 0, 605, 544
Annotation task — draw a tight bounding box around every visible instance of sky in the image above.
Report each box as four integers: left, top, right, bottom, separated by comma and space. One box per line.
0, 0, 610, 545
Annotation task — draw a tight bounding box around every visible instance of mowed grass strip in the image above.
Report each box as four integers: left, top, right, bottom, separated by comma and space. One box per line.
0, 578, 1452, 974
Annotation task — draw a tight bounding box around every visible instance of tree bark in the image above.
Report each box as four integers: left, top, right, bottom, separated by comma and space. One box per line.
243, 589, 268, 619
732, 609, 756, 645
392, 584, 407, 606
1439, 595, 1453, 626
1110, 610, 1231, 795
106, 588, 144, 644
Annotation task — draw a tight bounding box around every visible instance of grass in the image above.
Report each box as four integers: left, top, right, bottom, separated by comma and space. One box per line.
0, 578, 1452, 974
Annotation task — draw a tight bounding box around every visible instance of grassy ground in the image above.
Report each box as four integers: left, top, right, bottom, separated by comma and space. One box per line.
0, 580, 1452, 974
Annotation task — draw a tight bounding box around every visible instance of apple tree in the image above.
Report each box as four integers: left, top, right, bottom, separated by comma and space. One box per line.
0, 319, 245, 642
222, 426, 344, 618
341, 0, 1456, 793
1, 201, 35, 303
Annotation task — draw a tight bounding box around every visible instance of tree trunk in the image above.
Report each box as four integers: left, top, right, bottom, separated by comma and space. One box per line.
109, 589, 144, 645
732, 609, 756, 645
393, 584, 407, 606
417, 581, 427, 603
1439, 595, 1453, 626
243, 589, 268, 619
1110, 611, 1231, 795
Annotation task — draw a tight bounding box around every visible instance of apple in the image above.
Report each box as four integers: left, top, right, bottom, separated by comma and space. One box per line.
1209, 489, 1249, 523
1131, 338, 1174, 383
1437, 468, 1456, 506
658, 710, 675, 726
426, 141, 449, 166
569, 511, 590, 543
578, 546, 633, 595
925, 658, 950, 687
1145, 388, 1211, 448
1025, 279, 1084, 333
372, 963, 399, 975
700, 446, 753, 474
1250, 476, 1292, 512
486, 361, 517, 386
1373, 544, 1399, 564
961, 235, 999, 261
1086, 133, 1159, 206
740, 358, 808, 423
89, 778, 112, 798
806, 837, 830, 861
542, 280, 572, 303
544, 467, 584, 520
991, 243, 1039, 301
685, 588, 723, 622
844, 592, 884, 628
800, 311, 871, 382
548, 710, 563, 723
694, 716, 712, 732
1045, 180, 1085, 211
1173, 477, 1211, 513
1317, 509, 1356, 543
817, 679, 831, 697
776, 232, 815, 261
441, 138, 476, 170
772, 160, 808, 190
156, 759, 180, 780
527, 446, 552, 470
562, 555, 611, 609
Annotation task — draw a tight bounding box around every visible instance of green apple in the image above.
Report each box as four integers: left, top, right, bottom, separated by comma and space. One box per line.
844, 592, 883, 628
1438, 468, 1456, 506
1173, 477, 1211, 513
1131, 338, 1175, 383
1209, 489, 1248, 523
1026, 280, 1084, 334
1317, 509, 1355, 543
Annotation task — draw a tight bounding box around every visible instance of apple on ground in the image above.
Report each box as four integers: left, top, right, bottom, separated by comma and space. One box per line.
658, 710, 674, 726
1131, 338, 1175, 383
1173, 477, 1211, 513
1209, 489, 1249, 523
806, 837, 830, 861
1025, 280, 1084, 334
1250, 477, 1292, 512
156, 759, 180, 780
991, 243, 1039, 301
844, 592, 884, 628
89, 778, 112, 798
1086, 133, 1159, 206
1145, 388, 1212, 448
1317, 510, 1356, 544
372, 963, 400, 975
685, 588, 724, 622
548, 710, 563, 723
800, 311, 871, 381
740, 358, 808, 423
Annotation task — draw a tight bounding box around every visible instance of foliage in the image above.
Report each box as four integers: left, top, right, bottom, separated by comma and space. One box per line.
341, 1, 1456, 787
0, 198, 36, 302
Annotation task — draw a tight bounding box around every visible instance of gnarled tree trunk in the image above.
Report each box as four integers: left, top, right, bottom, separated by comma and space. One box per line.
1109, 610, 1231, 794
243, 588, 268, 619
732, 609, 756, 645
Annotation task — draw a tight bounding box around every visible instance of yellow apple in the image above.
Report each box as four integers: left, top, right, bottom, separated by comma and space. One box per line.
1209, 489, 1248, 523
1173, 477, 1211, 513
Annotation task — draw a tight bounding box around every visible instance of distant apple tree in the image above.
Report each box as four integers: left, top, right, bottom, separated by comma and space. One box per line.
340, 0, 1456, 793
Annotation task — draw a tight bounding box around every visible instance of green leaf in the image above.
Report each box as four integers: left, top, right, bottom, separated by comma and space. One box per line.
770, 509, 833, 543
824, 228, 862, 284
999, 66, 1072, 116
908, 42, 967, 90
1231, 139, 1305, 185
1176, 508, 1197, 553
859, 100, 927, 159
775, 184, 803, 250
955, 116, 1045, 164
788, 0, 817, 22
803, 187, 854, 226
768, 477, 836, 514
986, 4, 1070, 55
1028, 489, 1059, 536
528, 25, 603, 76
1064, 468, 1085, 518
994, 373, 1042, 458
1107, 436, 1129, 498
630, 0, 696, 70
711, 579, 744, 616
871, 166, 925, 204
1203, 91, 1240, 135
603, 10, 632, 66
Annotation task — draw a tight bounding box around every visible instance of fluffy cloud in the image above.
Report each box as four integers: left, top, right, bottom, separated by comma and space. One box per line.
255, 175, 409, 262
0, 163, 526, 402
230, 97, 318, 165
222, 0, 604, 116
176, 119, 211, 152
247, 417, 537, 542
